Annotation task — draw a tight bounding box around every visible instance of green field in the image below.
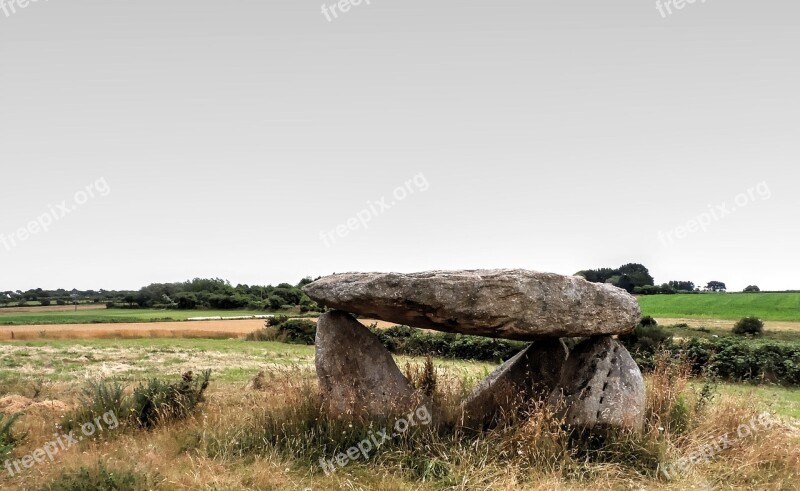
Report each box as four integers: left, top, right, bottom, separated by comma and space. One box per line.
0, 309, 276, 326
638, 292, 800, 321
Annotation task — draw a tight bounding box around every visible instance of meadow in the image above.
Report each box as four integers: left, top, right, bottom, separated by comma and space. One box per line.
638, 292, 800, 321
0, 297, 799, 489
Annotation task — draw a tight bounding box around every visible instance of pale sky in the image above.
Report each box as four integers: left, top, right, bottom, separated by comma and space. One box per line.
1, 0, 798, 292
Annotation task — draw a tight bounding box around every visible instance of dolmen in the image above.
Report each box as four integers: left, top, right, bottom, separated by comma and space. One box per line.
303, 269, 645, 432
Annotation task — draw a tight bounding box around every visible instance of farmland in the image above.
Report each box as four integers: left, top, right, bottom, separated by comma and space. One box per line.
638, 292, 800, 322
1, 337, 799, 490
0, 298, 799, 489
0, 308, 275, 326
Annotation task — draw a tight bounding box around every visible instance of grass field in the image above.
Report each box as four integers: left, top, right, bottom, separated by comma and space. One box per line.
1, 338, 798, 490
0, 308, 276, 326
638, 292, 800, 321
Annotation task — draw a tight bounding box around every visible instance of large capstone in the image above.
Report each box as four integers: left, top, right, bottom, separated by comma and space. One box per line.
548, 336, 645, 432
460, 338, 568, 429
303, 270, 640, 340
315, 310, 423, 418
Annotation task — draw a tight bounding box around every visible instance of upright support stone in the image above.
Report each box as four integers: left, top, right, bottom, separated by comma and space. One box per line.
461, 338, 568, 429
315, 310, 423, 418
548, 336, 645, 432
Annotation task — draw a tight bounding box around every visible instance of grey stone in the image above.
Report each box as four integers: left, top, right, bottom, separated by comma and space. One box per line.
315, 310, 423, 418
460, 338, 568, 429
548, 336, 645, 432
303, 270, 640, 340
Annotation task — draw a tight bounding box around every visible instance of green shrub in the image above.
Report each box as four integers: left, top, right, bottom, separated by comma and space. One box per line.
131, 370, 211, 429
0, 412, 21, 459
63, 378, 127, 432
246, 317, 316, 344
733, 317, 764, 336
63, 371, 211, 432
371, 326, 524, 362
618, 323, 673, 371
39, 462, 160, 490
640, 316, 658, 326
267, 295, 285, 310
267, 315, 290, 327
273, 319, 317, 345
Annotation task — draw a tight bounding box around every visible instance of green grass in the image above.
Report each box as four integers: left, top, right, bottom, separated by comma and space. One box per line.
714, 382, 800, 420
0, 308, 281, 326
638, 292, 800, 322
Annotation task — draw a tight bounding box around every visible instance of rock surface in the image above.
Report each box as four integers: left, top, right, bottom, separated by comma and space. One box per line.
548, 336, 645, 432
304, 270, 640, 340
460, 338, 568, 429
315, 310, 422, 418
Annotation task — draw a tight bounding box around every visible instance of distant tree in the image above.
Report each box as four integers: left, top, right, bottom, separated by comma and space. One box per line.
705, 281, 727, 292
743, 285, 761, 293
577, 263, 654, 293
575, 267, 618, 284
617, 263, 655, 289
297, 277, 315, 287
605, 274, 635, 293
267, 295, 285, 311
668, 281, 695, 292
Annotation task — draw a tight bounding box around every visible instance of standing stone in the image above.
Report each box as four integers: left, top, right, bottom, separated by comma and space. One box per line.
461, 338, 568, 429
548, 336, 645, 432
315, 310, 422, 418
303, 270, 640, 340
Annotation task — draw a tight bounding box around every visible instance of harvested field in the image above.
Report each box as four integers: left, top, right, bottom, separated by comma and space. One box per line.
0, 318, 397, 340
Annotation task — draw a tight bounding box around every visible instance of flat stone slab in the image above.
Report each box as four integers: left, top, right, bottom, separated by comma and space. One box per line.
303, 269, 640, 340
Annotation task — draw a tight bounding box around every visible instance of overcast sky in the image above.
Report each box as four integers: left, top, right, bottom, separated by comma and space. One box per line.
1, 0, 798, 292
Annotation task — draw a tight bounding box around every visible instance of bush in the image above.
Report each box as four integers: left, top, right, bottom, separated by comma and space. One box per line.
733, 317, 764, 336
640, 316, 658, 326
618, 323, 673, 371
131, 370, 211, 428
63, 371, 211, 431
67, 379, 127, 430
246, 317, 317, 344
267, 295, 285, 310
0, 412, 21, 459
371, 326, 524, 362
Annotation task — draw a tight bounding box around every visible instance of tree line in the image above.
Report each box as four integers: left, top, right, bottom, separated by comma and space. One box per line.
1, 277, 323, 312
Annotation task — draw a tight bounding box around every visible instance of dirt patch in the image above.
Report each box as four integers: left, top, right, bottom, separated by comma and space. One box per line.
656, 318, 800, 332
0, 318, 399, 340
0, 394, 70, 413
